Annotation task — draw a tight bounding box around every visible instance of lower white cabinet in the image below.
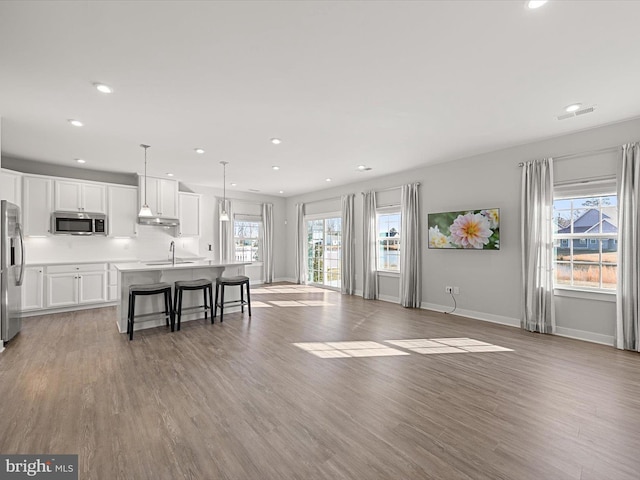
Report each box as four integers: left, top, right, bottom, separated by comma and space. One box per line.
45, 264, 107, 309
21, 266, 44, 311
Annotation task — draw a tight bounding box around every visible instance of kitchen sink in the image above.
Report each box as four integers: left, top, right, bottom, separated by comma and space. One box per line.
145, 260, 195, 266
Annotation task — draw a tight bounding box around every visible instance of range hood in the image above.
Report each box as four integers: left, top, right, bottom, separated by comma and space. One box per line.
137, 216, 180, 227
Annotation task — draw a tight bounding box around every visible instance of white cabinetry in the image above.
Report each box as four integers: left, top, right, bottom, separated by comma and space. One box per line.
45, 264, 107, 308
54, 180, 106, 213
108, 185, 138, 237
23, 176, 53, 236
138, 176, 178, 217
178, 192, 200, 236
0, 169, 22, 206
21, 267, 44, 311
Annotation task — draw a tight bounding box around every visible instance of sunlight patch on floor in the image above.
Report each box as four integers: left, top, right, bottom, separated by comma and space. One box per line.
294, 338, 514, 358
293, 341, 409, 358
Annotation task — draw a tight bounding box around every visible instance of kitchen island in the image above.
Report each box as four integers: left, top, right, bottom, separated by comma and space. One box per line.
113, 260, 251, 333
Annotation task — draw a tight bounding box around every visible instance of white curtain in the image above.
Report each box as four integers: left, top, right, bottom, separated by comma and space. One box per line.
294, 203, 306, 284
616, 142, 640, 351
362, 191, 378, 299
262, 203, 274, 284
341, 194, 355, 295
400, 183, 421, 308
521, 158, 555, 333
219, 199, 234, 262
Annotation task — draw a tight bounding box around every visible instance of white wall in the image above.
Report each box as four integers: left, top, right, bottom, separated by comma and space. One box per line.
284, 117, 640, 345
23, 225, 199, 264
180, 182, 287, 283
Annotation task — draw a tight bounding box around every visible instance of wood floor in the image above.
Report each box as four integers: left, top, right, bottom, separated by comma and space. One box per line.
1, 283, 640, 479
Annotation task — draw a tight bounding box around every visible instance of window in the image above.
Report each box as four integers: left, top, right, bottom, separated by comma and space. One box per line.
377, 209, 401, 271
553, 192, 617, 290
306, 216, 342, 287
234, 219, 261, 261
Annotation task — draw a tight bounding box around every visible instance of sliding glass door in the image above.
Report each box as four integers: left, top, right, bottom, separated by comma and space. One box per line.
307, 216, 342, 288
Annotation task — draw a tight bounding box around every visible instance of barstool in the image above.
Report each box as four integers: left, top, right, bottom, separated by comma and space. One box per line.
174, 278, 214, 330
214, 276, 252, 322
127, 282, 174, 341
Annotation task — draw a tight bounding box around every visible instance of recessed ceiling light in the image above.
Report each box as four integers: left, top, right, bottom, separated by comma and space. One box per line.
166, 173, 174, 177
68, 119, 83, 127
271, 138, 282, 145
231, 183, 237, 186
357, 165, 366, 170
279, 190, 284, 194
325, 178, 332, 182
272, 166, 280, 171
565, 103, 582, 112
527, 0, 548, 9
94, 83, 113, 94
75, 158, 86, 164
194, 148, 205, 154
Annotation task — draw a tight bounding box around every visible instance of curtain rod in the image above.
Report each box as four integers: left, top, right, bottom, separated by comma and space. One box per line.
518, 145, 621, 167
360, 182, 421, 195
300, 195, 343, 205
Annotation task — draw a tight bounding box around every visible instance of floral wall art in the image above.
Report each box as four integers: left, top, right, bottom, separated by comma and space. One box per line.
428, 208, 500, 250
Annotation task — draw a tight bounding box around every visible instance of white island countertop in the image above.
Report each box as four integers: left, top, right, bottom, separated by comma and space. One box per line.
113, 260, 251, 273
114, 259, 251, 334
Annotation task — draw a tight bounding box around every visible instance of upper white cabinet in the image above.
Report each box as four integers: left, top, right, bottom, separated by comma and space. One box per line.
54, 180, 106, 213
22, 175, 53, 236
0, 169, 22, 207
108, 185, 138, 237
178, 192, 200, 237
138, 176, 178, 217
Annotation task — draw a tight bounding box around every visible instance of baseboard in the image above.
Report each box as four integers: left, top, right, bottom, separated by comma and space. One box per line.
21, 301, 119, 318
421, 302, 521, 328
275, 277, 297, 284
554, 326, 614, 346
378, 294, 400, 304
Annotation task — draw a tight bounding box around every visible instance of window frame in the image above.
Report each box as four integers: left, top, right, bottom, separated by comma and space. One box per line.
552, 183, 617, 294
376, 206, 402, 273
233, 217, 262, 262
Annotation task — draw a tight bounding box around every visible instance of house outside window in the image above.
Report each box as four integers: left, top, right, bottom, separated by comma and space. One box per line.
553, 191, 617, 291
234, 219, 261, 261
377, 208, 401, 272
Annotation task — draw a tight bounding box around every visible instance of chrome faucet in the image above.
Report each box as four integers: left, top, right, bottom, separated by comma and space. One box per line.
169, 240, 175, 266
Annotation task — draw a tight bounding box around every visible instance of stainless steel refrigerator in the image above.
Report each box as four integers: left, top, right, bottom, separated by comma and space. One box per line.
1, 200, 24, 343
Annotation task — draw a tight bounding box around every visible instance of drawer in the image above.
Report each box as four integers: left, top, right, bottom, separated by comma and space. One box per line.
46, 263, 108, 274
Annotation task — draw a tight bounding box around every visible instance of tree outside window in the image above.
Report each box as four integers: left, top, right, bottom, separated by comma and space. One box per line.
234, 220, 261, 261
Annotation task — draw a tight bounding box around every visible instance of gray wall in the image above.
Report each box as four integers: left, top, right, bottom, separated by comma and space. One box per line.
284, 116, 640, 345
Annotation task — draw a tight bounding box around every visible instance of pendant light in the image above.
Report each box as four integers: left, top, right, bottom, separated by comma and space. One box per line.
220, 161, 229, 222
139, 144, 153, 217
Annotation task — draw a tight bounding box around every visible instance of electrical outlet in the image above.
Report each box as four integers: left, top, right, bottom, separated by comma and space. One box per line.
453, 286, 460, 295
445, 286, 453, 294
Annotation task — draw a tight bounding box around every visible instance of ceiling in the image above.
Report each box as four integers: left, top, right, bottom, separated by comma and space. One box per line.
1, 1, 640, 197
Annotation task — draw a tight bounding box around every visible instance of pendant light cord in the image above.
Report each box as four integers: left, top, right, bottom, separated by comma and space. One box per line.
141, 144, 150, 207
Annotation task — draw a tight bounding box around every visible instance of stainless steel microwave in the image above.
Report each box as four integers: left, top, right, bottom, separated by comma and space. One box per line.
52, 211, 107, 236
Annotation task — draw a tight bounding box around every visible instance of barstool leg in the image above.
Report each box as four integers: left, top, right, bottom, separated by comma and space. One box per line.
177, 289, 183, 331
209, 285, 214, 324
129, 294, 136, 341
164, 291, 170, 327
168, 291, 175, 332
220, 284, 225, 323
127, 292, 132, 335
246, 281, 252, 317
214, 282, 219, 318
240, 285, 244, 313
203, 286, 208, 320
